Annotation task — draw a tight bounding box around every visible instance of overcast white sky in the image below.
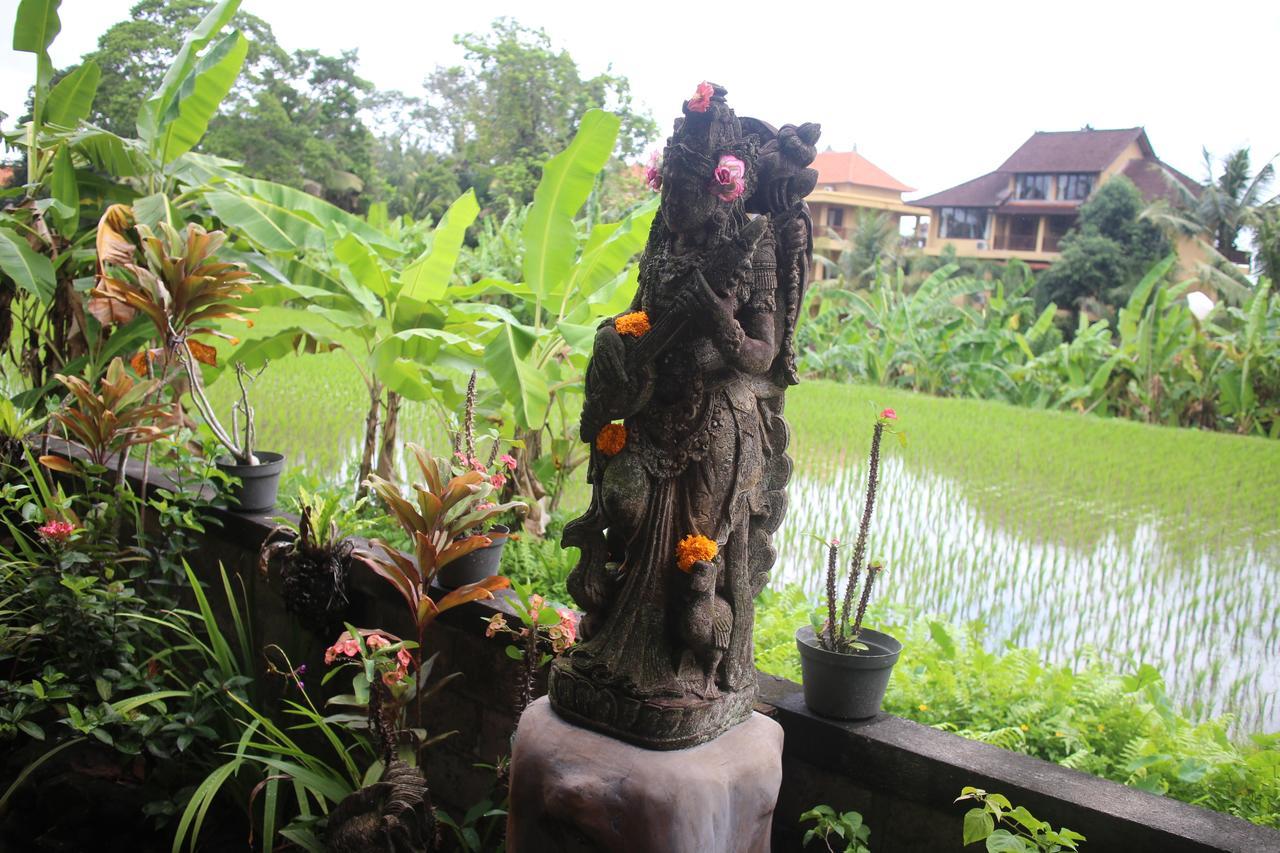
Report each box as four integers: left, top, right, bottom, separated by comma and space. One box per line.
2, 0, 1278, 199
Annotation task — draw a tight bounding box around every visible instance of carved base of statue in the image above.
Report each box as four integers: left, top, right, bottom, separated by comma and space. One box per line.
508, 697, 783, 853
548, 656, 756, 749
549, 81, 819, 750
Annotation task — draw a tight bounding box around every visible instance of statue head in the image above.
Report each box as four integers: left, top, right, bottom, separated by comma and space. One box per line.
688, 559, 718, 594
659, 83, 757, 236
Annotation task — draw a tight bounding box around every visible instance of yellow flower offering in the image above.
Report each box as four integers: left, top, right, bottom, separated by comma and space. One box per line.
596, 423, 627, 456
676, 533, 717, 572
615, 310, 651, 337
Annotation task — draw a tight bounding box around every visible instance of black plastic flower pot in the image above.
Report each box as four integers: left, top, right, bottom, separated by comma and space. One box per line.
795, 624, 902, 720
435, 525, 509, 589
215, 451, 285, 513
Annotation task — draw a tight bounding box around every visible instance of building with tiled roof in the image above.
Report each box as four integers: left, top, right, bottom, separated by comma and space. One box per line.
912, 127, 1204, 268
807, 150, 929, 277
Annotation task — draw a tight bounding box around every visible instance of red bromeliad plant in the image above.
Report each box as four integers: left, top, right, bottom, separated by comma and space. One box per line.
41, 356, 171, 473
359, 443, 523, 719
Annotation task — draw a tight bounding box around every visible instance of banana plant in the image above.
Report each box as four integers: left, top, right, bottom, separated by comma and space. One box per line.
1, 0, 249, 398
469, 110, 659, 524
220, 191, 482, 492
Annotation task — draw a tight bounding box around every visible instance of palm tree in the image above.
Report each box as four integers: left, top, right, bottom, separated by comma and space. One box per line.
1141, 146, 1277, 301
1197, 148, 1275, 261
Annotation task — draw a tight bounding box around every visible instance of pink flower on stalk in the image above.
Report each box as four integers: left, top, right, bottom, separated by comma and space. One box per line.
529, 594, 545, 622
489, 473, 507, 489
686, 81, 714, 113
644, 151, 663, 192
397, 648, 412, 668
324, 633, 361, 665
454, 451, 468, 462
556, 608, 578, 646
879, 408, 897, 421
470, 458, 487, 472
37, 520, 75, 542
711, 155, 746, 203
382, 668, 406, 687
500, 454, 518, 471
366, 634, 390, 650
485, 613, 508, 638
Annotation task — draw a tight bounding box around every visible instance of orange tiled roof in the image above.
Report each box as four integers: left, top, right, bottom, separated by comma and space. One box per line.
812, 150, 914, 193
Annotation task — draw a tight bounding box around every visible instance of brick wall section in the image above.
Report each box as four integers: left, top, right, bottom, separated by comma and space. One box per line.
66, 442, 1280, 853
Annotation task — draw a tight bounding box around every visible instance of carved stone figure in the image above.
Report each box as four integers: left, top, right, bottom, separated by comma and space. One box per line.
549, 83, 819, 748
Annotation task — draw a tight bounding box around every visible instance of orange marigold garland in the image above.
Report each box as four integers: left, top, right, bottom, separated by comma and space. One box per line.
614, 311, 651, 337
676, 534, 717, 572
595, 423, 627, 456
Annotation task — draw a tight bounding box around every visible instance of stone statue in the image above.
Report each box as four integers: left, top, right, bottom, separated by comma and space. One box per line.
549, 83, 819, 749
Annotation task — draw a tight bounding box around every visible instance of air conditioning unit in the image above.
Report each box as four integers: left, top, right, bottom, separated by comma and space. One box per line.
975, 240, 988, 250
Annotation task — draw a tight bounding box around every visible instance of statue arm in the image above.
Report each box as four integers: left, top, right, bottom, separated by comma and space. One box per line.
690, 271, 779, 376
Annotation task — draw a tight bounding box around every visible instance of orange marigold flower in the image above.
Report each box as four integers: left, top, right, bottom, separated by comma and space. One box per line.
596, 423, 627, 456
676, 534, 718, 572
615, 311, 651, 337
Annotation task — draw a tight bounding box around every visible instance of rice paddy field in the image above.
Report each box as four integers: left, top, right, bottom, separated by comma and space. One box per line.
203, 317, 1279, 736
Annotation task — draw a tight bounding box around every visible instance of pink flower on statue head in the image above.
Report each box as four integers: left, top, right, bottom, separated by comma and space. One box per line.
37, 520, 75, 542
880, 408, 897, 421
489, 472, 507, 489
644, 151, 663, 192
500, 453, 518, 472
711, 154, 746, 203
686, 81, 714, 113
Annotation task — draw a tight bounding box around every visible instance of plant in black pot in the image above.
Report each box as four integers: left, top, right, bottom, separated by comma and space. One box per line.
259, 488, 359, 635
796, 407, 905, 719
185, 359, 284, 513
437, 371, 522, 589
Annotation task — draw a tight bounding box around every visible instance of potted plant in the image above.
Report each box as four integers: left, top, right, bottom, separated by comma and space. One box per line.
435, 371, 521, 589
187, 359, 285, 512
258, 489, 359, 634
796, 408, 904, 719
87, 211, 282, 511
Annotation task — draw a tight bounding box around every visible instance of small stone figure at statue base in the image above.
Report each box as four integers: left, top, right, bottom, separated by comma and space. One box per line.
507, 697, 783, 853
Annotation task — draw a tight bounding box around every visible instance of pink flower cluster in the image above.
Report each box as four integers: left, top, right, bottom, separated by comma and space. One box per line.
879, 408, 897, 421
644, 151, 662, 192
37, 519, 75, 542
484, 596, 580, 653
454, 450, 516, 490
324, 629, 412, 688
711, 154, 746, 203
549, 607, 578, 653
686, 81, 714, 113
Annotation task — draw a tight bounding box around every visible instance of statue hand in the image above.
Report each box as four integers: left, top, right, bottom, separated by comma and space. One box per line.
688, 271, 736, 331
589, 325, 628, 388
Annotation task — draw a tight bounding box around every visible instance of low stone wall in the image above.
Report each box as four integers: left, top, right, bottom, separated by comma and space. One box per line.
76, 445, 1280, 852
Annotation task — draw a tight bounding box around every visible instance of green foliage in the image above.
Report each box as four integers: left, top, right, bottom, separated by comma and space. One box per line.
753, 588, 1280, 829
797, 258, 1280, 437
956, 787, 1085, 852
421, 18, 656, 204
800, 804, 871, 853
1037, 177, 1169, 311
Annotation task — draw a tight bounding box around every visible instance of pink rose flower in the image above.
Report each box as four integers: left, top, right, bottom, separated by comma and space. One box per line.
880, 408, 897, 421
500, 453, 518, 471
489, 472, 507, 489
711, 154, 746, 203
37, 520, 75, 542
644, 151, 662, 192
686, 81, 713, 113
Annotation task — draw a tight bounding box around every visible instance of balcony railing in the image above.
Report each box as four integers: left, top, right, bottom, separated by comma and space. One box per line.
992, 234, 1038, 251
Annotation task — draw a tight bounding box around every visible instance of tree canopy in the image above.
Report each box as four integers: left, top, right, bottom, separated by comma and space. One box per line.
1037, 176, 1170, 314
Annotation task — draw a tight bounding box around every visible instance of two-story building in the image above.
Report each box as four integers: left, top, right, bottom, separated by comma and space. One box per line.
808, 150, 929, 277
911, 127, 1201, 269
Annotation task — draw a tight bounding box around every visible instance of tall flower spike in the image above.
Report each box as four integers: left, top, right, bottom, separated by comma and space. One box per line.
840, 419, 884, 639
824, 539, 839, 650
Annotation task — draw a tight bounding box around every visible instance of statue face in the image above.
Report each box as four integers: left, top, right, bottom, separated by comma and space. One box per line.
660, 165, 719, 234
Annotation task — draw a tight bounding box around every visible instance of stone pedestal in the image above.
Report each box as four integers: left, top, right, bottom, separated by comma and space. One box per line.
507, 696, 784, 853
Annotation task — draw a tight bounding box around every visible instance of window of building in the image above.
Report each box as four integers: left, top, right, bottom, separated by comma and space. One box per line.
826, 207, 844, 228
938, 207, 988, 240
1056, 173, 1094, 201
1015, 174, 1050, 200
